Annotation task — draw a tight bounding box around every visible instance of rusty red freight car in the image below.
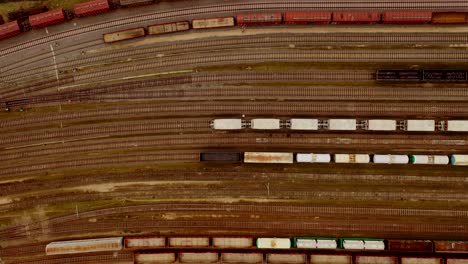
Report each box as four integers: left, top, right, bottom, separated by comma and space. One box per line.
236, 13, 282, 26
332, 12, 381, 24
284, 12, 332, 24
74, 0, 110, 17
432, 12, 468, 24
29, 8, 65, 28
0, 20, 21, 40
434, 241, 468, 253
383, 11, 432, 24
388, 240, 433, 252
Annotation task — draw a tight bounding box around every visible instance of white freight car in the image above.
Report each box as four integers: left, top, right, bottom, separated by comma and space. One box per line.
244, 152, 293, 164
296, 153, 331, 163
406, 120, 435, 131
373, 154, 409, 164
256, 238, 291, 249
445, 120, 468, 131
46, 237, 123, 255
125, 236, 165, 248
328, 119, 357, 130
334, 154, 370, 163
450, 155, 468, 166
212, 237, 253, 248
367, 120, 397, 131
364, 240, 386, 250
179, 252, 218, 263
211, 118, 244, 130
295, 238, 337, 249
192, 17, 235, 29
169, 237, 210, 247
289, 118, 319, 130
401, 257, 442, 264
310, 254, 352, 264
342, 240, 365, 250
250, 118, 281, 129
135, 252, 176, 264
355, 255, 397, 264
410, 155, 449, 165
267, 253, 307, 264
221, 252, 263, 263
447, 259, 468, 264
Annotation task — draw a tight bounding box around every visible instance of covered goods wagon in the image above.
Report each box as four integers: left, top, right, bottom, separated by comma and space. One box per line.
192, 17, 235, 29
288, 118, 318, 130
212, 237, 253, 248
74, 0, 110, 17
169, 237, 209, 247
383, 11, 432, 24
148, 21, 190, 35
355, 255, 398, 264
447, 259, 468, 264
103, 27, 145, 43
46, 237, 123, 255
373, 154, 409, 164
445, 120, 468, 131
332, 12, 381, 24
432, 12, 468, 24
334, 154, 370, 163
119, 0, 154, 7
388, 239, 433, 252
435, 240, 468, 252
29, 8, 65, 28
236, 13, 282, 26
376, 70, 421, 81
296, 153, 331, 163
124, 236, 165, 248
256, 238, 291, 249
401, 257, 442, 264
135, 252, 176, 264
266, 253, 307, 264
284, 12, 332, 24
450, 155, 468, 166
245, 152, 293, 164
410, 155, 449, 165
179, 252, 218, 263
310, 254, 352, 264
328, 119, 356, 130
0, 21, 21, 40
199, 152, 242, 162
221, 252, 263, 263
250, 118, 281, 129
405, 120, 435, 131
211, 118, 244, 130
367, 120, 396, 131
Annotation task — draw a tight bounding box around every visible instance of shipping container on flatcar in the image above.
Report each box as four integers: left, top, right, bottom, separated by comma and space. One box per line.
355, 255, 398, 264
388, 239, 433, 252
267, 253, 307, 264
0, 20, 21, 40
179, 252, 218, 263
451, 155, 468, 166
310, 254, 352, 264
236, 13, 282, 26
435, 240, 468, 253
46, 237, 123, 255
376, 70, 421, 81
169, 237, 210, 247
200, 152, 242, 162
334, 154, 371, 163
284, 12, 332, 24
135, 252, 176, 264
250, 118, 281, 129
124, 236, 165, 248
432, 12, 468, 24
422, 70, 467, 81
29, 8, 65, 28
366, 120, 397, 131
221, 252, 263, 263
405, 120, 435, 131
401, 257, 442, 264
296, 153, 331, 163
103, 27, 145, 43
256, 238, 291, 249
288, 118, 319, 130
410, 155, 449, 165
148, 21, 190, 35
444, 120, 468, 131
373, 155, 409, 164
74, 0, 110, 17
119, 0, 154, 7
447, 259, 468, 264
212, 237, 253, 248
211, 118, 244, 130
332, 12, 381, 24
192, 17, 235, 29
327, 119, 357, 130
245, 152, 293, 164
383, 11, 432, 24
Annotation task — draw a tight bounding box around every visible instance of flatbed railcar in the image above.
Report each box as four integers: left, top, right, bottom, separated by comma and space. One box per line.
147, 21, 190, 35
103, 27, 145, 43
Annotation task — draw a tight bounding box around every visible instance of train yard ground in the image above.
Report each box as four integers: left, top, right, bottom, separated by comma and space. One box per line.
1, 0, 468, 263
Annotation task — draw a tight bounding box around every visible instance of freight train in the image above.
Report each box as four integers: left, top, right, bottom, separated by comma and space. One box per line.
211, 118, 468, 132
377, 70, 468, 81
45, 236, 468, 255
200, 152, 468, 166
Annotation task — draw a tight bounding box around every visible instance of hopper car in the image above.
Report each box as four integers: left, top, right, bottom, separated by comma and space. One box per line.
200, 152, 468, 166
48, 236, 468, 255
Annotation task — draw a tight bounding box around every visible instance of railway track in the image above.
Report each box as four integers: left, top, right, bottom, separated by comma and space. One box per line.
2, 1, 468, 57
